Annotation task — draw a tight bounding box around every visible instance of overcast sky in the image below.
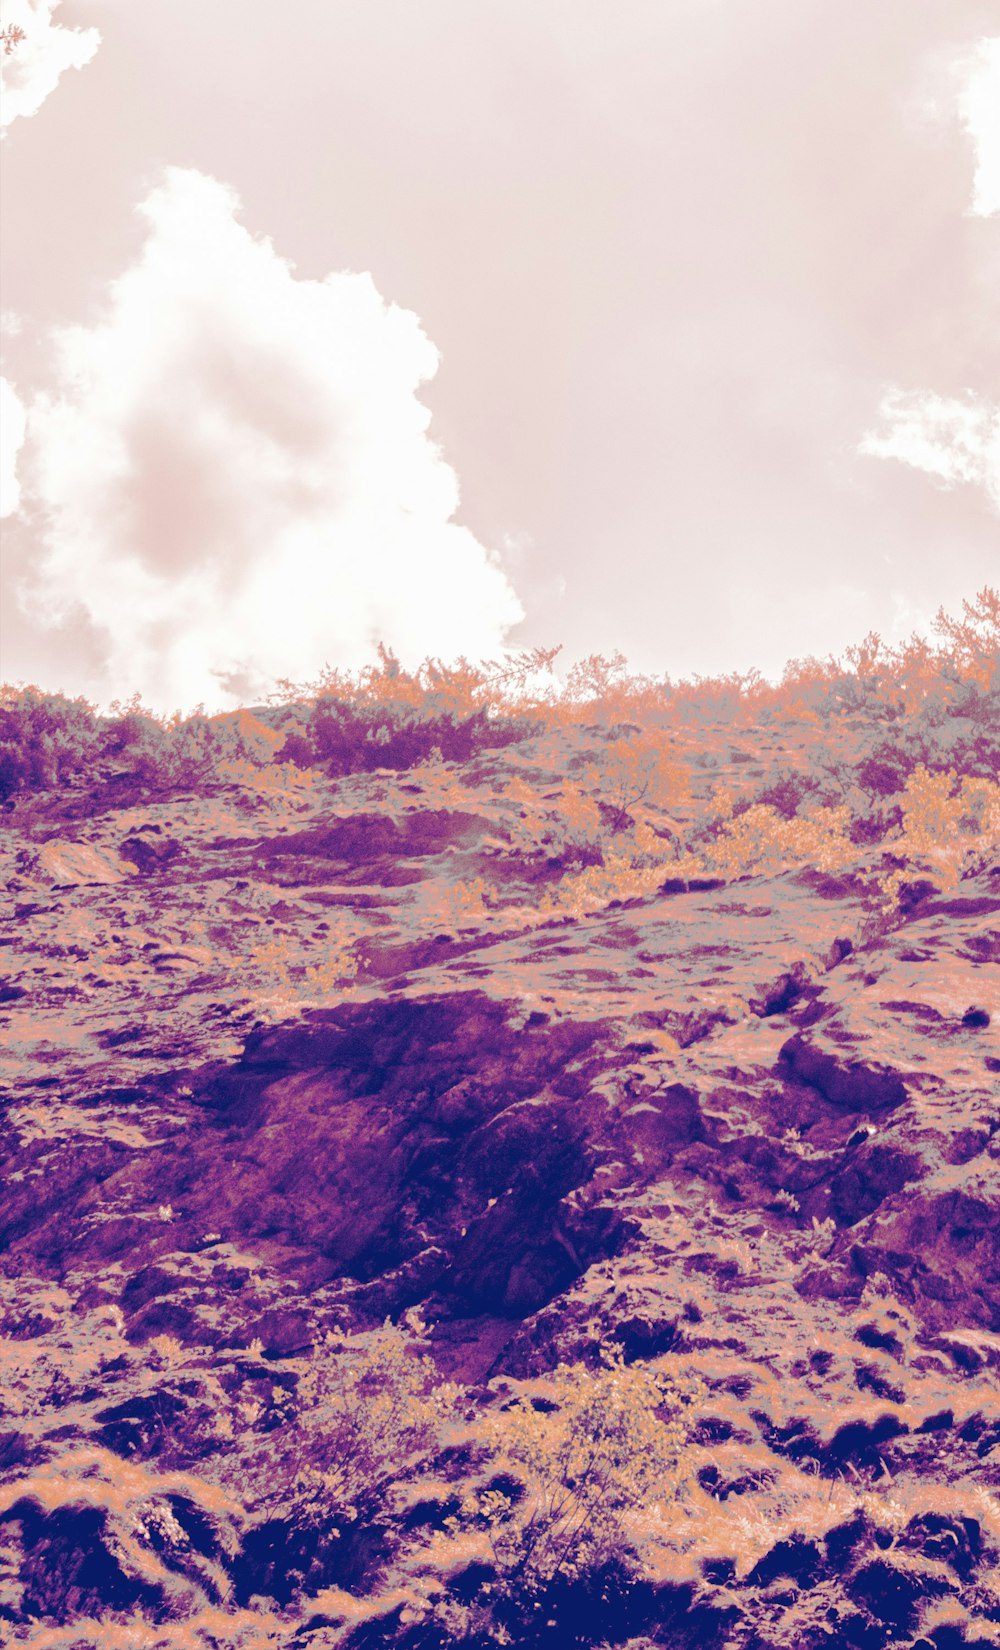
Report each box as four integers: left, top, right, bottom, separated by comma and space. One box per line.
1, 0, 997, 714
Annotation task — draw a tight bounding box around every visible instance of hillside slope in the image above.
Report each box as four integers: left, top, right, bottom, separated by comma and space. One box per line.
0, 664, 998, 1649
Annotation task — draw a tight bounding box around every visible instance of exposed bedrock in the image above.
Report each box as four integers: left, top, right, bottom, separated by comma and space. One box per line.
777, 1032, 909, 1113
3, 985, 995, 1356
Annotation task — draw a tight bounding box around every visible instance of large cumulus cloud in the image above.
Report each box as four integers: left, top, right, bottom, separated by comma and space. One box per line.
15, 168, 524, 712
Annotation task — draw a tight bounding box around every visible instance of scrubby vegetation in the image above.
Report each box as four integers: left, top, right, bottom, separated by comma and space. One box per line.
4, 592, 998, 935
4, 589, 997, 808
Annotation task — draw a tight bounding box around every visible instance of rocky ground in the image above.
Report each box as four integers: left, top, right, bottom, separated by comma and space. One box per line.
0, 704, 998, 1649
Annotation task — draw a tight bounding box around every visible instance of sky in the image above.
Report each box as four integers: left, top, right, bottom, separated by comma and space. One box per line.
0, 0, 997, 716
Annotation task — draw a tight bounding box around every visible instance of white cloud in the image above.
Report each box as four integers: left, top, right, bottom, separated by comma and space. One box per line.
859, 46, 999, 532
859, 388, 1000, 514
0, 376, 26, 515
0, 0, 100, 129
16, 167, 524, 713
956, 36, 1000, 216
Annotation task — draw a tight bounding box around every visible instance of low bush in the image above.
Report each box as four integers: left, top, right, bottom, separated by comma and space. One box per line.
0, 685, 99, 799
751, 768, 826, 820
308, 697, 529, 776
422, 1352, 705, 1643
284, 1322, 460, 1524
876, 766, 1000, 909
693, 798, 856, 881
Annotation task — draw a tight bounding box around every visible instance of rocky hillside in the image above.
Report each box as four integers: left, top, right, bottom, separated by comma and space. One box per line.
0, 639, 998, 1649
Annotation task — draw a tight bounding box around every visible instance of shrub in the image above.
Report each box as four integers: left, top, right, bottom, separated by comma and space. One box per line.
876, 765, 1000, 908
245, 1321, 460, 1525
580, 728, 691, 831
448, 1354, 703, 1605
308, 697, 530, 776
855, 747, 915, 799
0, 685, 99, 799
273, 728, 319, 769
931, 584, 1000, 691
752, 769, 825, 820
693, 798, 856, 881
500, 731, 689, 874
502, 777, 605, 863
536, 851, 668, 920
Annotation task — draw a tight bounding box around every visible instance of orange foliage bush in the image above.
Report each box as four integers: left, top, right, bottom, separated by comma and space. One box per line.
693, 797, 856, 881
444, 1353, 704, 1602
876, 766, 1000, 908
576, 728, 692, 830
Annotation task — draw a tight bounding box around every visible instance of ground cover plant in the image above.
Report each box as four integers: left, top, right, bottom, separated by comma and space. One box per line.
0, 590, 998, 1646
